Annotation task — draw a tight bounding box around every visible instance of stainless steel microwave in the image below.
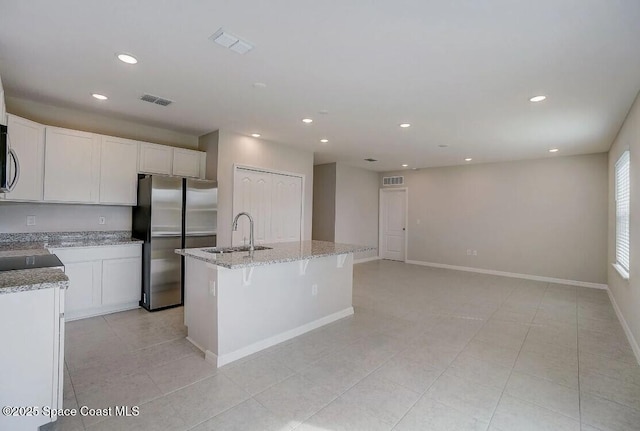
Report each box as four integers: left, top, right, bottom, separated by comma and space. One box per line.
0, 124, 20, 193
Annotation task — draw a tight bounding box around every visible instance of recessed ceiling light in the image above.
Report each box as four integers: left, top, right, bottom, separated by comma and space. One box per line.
529, 95, 547, 102
549, 148, 559, 153
464, 158, 472, 162
117, 53, 138, 64
320, 139, 329, 143
302, 118, 313, 124
402, 164, 409, 167
252, 82, 267, 88
92, 93, 108, 100
251, 133, 261, 138
399, 123, 411, 128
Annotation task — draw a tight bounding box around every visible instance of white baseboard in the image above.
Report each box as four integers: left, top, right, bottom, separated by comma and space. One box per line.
355, 256, 381, 264
606, 289, 640, 365
65, 302, 140, 322
205, 307, 355, 367
405, 260, 608, 290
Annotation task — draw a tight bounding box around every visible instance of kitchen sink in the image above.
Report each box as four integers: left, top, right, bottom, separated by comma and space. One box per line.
202, 245, 272, 254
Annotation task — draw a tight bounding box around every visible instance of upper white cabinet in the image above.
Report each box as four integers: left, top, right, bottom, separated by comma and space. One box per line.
139, 142, 173, 175
0, 114, 45, 201
173, 148, 205, 179
100, 136, 139, 205
44, 127, 100, 203
139, 144, 206, 179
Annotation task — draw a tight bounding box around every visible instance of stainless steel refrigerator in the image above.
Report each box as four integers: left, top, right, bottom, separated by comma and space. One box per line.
133, 175, 217, 311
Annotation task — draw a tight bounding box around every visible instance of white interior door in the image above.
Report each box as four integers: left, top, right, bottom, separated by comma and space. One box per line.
271, 174, 302, 242
380, 188, 407, 261
233, 167, 304, 245
233, 168, 272, 245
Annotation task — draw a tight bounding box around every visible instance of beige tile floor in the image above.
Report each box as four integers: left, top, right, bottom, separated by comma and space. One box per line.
43, 260, 640, 431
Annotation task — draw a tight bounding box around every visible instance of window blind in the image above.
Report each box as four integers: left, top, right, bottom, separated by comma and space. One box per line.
615, 151, 630, 273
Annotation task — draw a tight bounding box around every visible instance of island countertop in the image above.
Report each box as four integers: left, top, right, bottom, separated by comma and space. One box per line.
176, 240, 375, 269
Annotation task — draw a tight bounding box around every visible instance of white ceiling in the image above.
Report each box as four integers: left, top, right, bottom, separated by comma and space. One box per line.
1, 1, 639, 171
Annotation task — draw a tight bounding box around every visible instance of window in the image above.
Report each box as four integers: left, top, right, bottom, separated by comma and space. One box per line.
615, 151, 630, 278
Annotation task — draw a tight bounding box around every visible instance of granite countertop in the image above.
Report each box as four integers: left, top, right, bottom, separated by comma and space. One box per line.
0, 231, 141, 294
0, 231, 143, 256
0, 268, 69, 295
176, 240, 375, 269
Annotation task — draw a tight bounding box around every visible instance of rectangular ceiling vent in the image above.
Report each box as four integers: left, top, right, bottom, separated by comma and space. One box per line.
140, 94, 173, 107
383, 176, 404, 186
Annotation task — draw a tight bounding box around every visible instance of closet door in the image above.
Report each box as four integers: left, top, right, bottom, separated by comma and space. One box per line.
232, 168, 272, 246
271, 174, 302, 242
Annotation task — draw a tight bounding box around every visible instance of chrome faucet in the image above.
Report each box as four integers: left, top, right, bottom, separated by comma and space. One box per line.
232, 212, 255, 252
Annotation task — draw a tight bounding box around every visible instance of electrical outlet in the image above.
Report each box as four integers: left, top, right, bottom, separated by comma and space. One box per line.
98, 216, 106, 225
466, 249, 472, 256
312, 284, 318, 296
473, 250, 477, 256
26, 215, 36, 226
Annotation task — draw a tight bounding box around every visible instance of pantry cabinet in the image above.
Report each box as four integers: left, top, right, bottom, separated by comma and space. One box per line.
44, 127, 100, 203
0, 114, 45, 201
50, 244, 142, 320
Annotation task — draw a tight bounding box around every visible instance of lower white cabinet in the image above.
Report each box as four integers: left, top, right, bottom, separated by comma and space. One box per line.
0, 286, 65, 431
102, 257, 142, 306
50, 244, 142, 320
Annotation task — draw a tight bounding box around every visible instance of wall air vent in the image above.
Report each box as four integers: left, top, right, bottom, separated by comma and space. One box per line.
383, 176, 404, 186
140, 94, 173, 107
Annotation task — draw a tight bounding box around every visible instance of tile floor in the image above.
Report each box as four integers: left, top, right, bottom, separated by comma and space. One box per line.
44, 260, 640, 431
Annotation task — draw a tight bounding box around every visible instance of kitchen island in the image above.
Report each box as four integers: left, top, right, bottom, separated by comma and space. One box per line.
176, 240, 373, 367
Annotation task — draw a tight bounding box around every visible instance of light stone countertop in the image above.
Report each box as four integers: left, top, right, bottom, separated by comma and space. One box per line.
0, 231, 140, 294
176, 240, 375, 269
0, 231, 143, 257
0, 268, 69, 295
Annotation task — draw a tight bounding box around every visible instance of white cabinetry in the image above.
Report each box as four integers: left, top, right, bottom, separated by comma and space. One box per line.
44, 127, 100, 203
0, 114, 45, 201
139, 144, 205, 178
50, 244, 142, 320
102, 257, 142, 305
0, 286, 65, 431
138, 142, 173, 175
173, 148, 205, 178
233, 167, 303, 245
100, 136, 139, 205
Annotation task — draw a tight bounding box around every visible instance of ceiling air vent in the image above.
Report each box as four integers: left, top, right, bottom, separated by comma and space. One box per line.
383, 176, 404, 186
140, 94, 173, 107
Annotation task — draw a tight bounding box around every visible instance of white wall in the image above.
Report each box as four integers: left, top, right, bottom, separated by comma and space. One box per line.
312, 163, 336, 242
198, 130, 219, 181
6, 96, 199, 149
608, 90, 640, 360
0, 203, 130, 233
381, 153, 609, 284
335, 163, 379, 259
216, 130, 314, 247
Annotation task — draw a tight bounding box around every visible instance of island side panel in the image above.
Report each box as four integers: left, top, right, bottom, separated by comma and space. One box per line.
216, 253, 354, 365
184, 257, 218, 360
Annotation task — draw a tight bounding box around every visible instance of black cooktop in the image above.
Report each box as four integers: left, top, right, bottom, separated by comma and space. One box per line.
0, 254, 65, 272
